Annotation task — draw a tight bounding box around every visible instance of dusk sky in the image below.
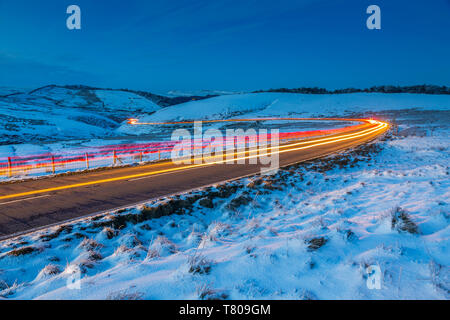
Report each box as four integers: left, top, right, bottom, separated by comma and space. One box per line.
0, 0, 449, 93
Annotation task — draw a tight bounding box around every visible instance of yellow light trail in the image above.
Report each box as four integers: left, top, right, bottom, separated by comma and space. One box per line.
0, 120, 388, 201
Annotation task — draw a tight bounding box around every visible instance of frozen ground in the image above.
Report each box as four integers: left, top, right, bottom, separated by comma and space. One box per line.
0, 107, 448, 300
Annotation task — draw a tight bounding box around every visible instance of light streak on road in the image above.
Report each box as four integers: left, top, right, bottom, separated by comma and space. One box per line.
0, 118, 371, 177
0, 119, 388, 201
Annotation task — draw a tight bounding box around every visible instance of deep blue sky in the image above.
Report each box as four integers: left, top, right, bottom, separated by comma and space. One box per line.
0, 0, 449, 93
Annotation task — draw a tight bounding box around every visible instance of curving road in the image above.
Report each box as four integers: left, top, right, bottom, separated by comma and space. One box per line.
0, 119, 388, 239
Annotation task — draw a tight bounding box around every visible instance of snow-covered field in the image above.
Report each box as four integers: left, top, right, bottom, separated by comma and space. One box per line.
0, 97, 448, 299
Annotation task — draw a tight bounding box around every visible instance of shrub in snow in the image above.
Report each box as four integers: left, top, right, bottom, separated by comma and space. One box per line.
428, 260, 450, 295
297, 289, 318, 300
78, 260, 95, 273
186, 230, 202, 246
391, 207, 419, 234
246, 177, 263, 189
139, 223, 152, 231
114, 245, 132, 256
39, 264, 61, 276
39, 225, 73, 242
102, 227, 118, 240
306, 237, 328, 251
145, 248, 160, 260
106, 288, 144, 300
225, 195, 252, 211
148, 236, 177, 257
0, 280, 18, 297
7, 246, 37, 257
198, 197, 214, 208
0, 279, 8, 291
79, 238, 103, 251
188, 254, 214, 275
245, 218, 261, 234
197, 283, 229, 300
207, 222, 232, 241
118, 234, 142, 248
87, 250, 103, 261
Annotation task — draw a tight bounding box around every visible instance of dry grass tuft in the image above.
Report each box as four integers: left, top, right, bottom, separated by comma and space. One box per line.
391, 207, 419, 234
188, 254, 214, 275
197, 283, 229, 300
306, 237, 328, 251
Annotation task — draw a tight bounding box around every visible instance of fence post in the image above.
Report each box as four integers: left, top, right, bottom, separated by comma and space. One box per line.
140, 151, 143, 162
113, 150, 117, 165
158, 149, 160, 160
85, 153, 89, 170
51, 156, 55, 174
8, 157, 12, 177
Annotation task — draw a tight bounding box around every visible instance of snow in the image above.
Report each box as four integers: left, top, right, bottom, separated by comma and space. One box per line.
118, 92, 450, 135
0, 86, 161, 146
0, 96, 448, 299
94, 90, 160, 113
134, 92, 450, 121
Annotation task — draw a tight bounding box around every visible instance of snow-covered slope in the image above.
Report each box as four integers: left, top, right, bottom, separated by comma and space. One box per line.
119, 92, 450, 135
142, 92, 450, 119
0, 86, 161, 145
95, 90, 160, 112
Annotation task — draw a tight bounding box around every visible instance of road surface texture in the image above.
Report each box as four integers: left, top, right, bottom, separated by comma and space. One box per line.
0, 120, 388, 238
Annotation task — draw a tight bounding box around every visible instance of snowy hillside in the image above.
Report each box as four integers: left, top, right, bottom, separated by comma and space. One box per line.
119, 92, 450, 135
0, 85, 160, 145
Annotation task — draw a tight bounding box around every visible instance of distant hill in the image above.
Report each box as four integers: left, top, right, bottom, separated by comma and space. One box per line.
1, 84, 218, 107
58, 85, 218, 107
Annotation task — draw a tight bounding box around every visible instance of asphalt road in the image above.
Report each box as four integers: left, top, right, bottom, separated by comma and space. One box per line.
0, 122, 388, 238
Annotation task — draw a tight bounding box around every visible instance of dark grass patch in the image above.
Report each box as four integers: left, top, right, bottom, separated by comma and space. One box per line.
7, 246, 37, 257
88, 250, 103, 261
198, 285, 229, 300
226, 195, 252, 211
102, 227, 118, 239
306, 237, 328, 251
188, 255, 214, 275
198, 197, 214, 208
39, 225, 73, 242
391, 207, 419, 234
93, 184, 243, 229
40, 264, 61, 276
